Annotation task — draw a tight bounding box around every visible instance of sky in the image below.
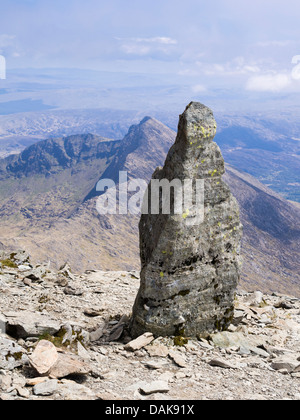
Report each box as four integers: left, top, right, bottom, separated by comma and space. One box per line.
1, 0, 300, 94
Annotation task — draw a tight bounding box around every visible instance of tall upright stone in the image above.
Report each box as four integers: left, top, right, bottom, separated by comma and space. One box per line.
130, 102, 243, 338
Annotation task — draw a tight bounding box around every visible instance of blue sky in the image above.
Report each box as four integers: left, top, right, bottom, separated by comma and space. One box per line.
1, 0, 300, 93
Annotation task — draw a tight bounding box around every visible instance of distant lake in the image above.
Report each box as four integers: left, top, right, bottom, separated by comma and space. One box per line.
0, 99, 56, 115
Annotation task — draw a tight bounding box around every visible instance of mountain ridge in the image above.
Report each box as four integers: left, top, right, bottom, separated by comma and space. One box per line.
0, 116, 299, 297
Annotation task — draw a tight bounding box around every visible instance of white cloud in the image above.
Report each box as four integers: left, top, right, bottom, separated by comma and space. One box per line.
192, 84, 206, 93
0, 34, 17, 54
194, 57, 261, 77
133, 37, 177, 45
246, 73, 291, 92
257, 40, 293, 48
291, 55, 300, 65
116, 36, 178, 57
0, 34, 16, 47
291, 56, 300, 80
121, 43, 151, 56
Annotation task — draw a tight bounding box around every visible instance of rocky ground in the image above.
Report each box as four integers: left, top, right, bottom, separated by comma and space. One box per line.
0, 250, 299, 400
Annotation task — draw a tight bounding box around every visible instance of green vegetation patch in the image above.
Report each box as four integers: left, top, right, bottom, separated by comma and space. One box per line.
0, 258, 18, 268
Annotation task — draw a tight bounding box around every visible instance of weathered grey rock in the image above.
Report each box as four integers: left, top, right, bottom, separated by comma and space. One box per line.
56, 380, 96, 400
130, 102, 242, 338
59, 263, 75, 281
63, 285, 83, 296
0, 373, 12, 391
89, 324, 105, 342
2, 311, 60, 339
250, 291, 265, 307
33, 379, 58, 396
143, 360, 168, 370
4, 250, 30, 266
16, 386, 30, 399
210, 331, 267, 352
0, 337, 27, 370
169, 351, 187, 368
146, 342, 169, 358
271, 356, 300, 373
208, 358, 237, 369
139, 380, 170, 395
24, 266, 46, 283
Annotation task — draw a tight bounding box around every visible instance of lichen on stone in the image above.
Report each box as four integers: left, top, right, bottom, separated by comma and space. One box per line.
130, 102, 243, 339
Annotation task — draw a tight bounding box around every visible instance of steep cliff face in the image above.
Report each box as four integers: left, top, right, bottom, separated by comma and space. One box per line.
84, 116, 175, 201
131, 102, 243, 338
3, 134, 120, 178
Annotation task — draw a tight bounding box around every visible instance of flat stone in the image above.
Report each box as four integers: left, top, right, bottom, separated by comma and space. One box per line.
248, 346, 270, 358
143, 360, 168, 370
124, 333, 154, 352
63, 285, 83, 296
208, 358, 237, 369
210, 331, 265, 350
271, 357, 300, 373
89, 325, 105, 342
26, 377, 49, 386
33, 379, 58, 396
0, 314, 6, 334
0, 373, 12, 391
16, 386, 30, 399
48, 352, 90, 379
145, 343, 169, 357
57, 380, 96, 400
17, 265, 31, 272
2, 311, 60, 339
139, 380, 170, 395
169, 350, 187, 368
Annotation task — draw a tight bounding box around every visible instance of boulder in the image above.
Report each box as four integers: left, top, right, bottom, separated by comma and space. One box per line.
48, 352, 90, 379
28, 340, 58, 376
130, 102, 242, 338
0, 337, 27, 370
2, 311, 60, 339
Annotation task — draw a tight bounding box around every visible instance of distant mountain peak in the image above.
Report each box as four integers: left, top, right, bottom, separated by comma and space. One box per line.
84, 116, 176, 201
2, 134, 119, 178
140, 116, 154, 124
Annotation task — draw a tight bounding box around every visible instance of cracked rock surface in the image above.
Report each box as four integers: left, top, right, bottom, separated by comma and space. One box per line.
131, 102, 243, 338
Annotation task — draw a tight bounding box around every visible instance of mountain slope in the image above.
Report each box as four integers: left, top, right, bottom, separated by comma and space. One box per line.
224, 166, 300, 295
0, 134, 120, 227
214, 118, 300, 203
0, 117, 299, 297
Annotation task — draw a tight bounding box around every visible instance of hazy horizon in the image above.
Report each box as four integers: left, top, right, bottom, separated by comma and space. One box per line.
0, 0, 299, 110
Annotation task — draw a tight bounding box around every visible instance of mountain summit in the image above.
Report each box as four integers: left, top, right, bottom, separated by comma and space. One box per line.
84, 116, 175, 201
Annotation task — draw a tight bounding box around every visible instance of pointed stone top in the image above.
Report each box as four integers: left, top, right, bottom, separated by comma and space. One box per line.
174, 101, 217, 150
182, 101, 214, 122
130, 101, 242, 339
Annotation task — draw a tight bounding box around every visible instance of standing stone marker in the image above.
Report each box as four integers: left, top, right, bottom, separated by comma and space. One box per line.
130, 102, 243, 338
